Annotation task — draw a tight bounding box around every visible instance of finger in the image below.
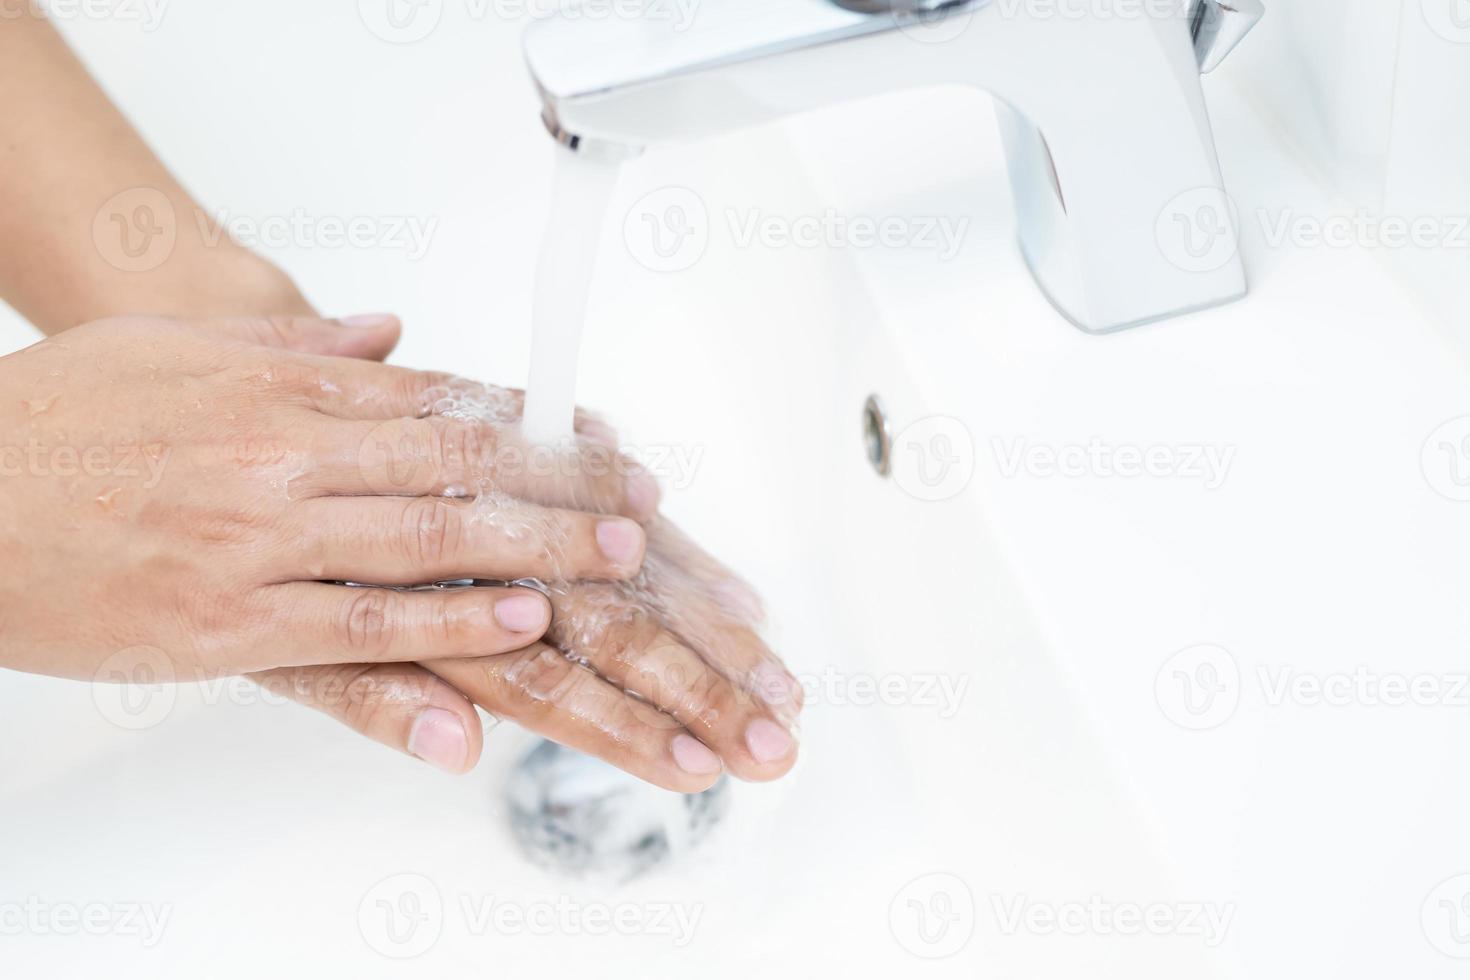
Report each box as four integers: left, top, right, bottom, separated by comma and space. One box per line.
195, 313, 402, 361
263, 582, 551, 666
648, 518, 768, 625
290, 495, 646, 584
641, 519, 803, 724
287, 361, 617, 444
549, 582, 799, 781
425, 644, 724, 794
250, 662, 484, 773
295, 415, 660, 520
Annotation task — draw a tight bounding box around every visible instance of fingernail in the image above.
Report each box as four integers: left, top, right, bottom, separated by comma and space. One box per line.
408, 707, 469, 773
744, 718, 795, 764
494, 593, 548, 633
626, 470, 661, 520
672, 733, 721, 775
336, 313, 394, 328
596, 518, 645, 568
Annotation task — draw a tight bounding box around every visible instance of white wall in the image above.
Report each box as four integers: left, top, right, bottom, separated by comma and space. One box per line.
1228, 0, 1469, 342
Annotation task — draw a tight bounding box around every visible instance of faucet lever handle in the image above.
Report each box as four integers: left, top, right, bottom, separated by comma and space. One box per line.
1191, 0, 1265, 73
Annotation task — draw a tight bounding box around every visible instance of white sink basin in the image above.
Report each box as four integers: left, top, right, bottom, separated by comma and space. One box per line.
2, 5, 1468, 978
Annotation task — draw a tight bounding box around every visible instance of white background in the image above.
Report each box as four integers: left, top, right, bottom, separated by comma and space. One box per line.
3, 1, 1470, 978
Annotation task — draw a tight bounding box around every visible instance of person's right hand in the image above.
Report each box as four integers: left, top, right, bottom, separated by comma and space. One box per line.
0, 313, 653, 700
259, 369, 805, 794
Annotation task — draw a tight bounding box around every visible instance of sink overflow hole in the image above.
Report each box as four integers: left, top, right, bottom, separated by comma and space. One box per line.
864, 394, 892, 477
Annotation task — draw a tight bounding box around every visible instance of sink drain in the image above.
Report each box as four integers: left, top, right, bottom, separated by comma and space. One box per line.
506, 740, 730, 883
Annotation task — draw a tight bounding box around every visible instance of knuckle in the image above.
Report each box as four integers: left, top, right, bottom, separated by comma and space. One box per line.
295, 663, 375, 716
680, 668, 730, 730
549, 585, 649, 670
331, 666, 394, 730
340, 589, 402, 656
430, 593, 466, 649
394, 372, 438, 418
189, 590, 249, 644
426, 417, 499, 487
593, 614, 661, 675
500, 645, 588, 711
400, 497, 463, 567
256, 315, 303, 349
432, 419, 493, 481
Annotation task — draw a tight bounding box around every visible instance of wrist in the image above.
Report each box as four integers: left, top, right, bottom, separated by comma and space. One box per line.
29, 240, 315, 335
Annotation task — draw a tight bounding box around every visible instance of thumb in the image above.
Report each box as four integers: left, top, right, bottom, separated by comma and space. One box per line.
198, 313, 402, 362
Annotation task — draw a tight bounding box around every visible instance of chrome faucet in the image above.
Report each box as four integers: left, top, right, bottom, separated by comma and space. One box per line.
523, 0, 1263, 333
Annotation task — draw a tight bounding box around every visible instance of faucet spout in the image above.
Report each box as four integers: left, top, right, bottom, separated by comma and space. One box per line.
524, 0, 1260, 333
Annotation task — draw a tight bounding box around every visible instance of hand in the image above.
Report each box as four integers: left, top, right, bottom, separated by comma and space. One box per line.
427, 518, 804, 794
0, 314, 652, 689
260, 367, 805, 792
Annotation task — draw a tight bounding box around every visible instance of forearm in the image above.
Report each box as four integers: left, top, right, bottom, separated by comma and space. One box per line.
0, 9, 310, 333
